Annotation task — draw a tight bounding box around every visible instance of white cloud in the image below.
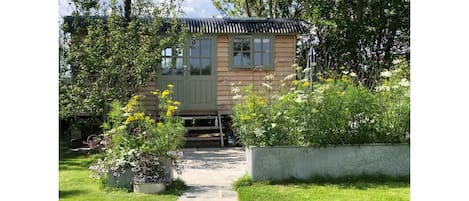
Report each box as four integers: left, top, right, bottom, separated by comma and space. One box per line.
182, 6, 195, 13
180, 0, 220, 17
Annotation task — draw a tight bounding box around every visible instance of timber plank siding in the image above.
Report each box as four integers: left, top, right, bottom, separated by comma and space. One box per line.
216, 34, 297, 112
139, 34, 297, 114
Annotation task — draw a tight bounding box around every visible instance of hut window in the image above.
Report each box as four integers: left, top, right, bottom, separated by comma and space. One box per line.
232, 38, 251, 67
161, 47, 183, 75
190, 39, 212, 75
253, 38, 271, 66
230, 36, 272, 69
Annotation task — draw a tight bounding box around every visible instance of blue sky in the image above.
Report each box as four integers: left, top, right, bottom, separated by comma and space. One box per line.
59, 0, 222, 18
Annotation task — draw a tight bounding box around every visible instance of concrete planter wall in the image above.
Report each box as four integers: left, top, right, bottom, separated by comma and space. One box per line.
246, 144, 410, 181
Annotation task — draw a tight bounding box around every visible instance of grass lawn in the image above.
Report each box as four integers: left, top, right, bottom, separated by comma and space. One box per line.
235, 176, 410, 201
59, 147, 185, 201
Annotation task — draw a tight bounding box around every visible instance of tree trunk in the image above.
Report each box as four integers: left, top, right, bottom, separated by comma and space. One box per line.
245, 0, 251, 17
124, 0, 131, 22
268, 0, 273, 17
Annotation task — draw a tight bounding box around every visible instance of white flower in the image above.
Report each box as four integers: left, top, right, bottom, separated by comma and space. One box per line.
399, 78, 410, 87
294, 94, 307, 103
231, 87, 240, 94
283, 73, 296, 81
232, 94, 243, 100
262, 83, 272, 90
349, 72, 357, 77
342, 70, 349, 75
254, 128, 265, 137
392, 58, 403, 65
375, 86, 390, 92
264, 74, 274, 81
380, 70, 392, 78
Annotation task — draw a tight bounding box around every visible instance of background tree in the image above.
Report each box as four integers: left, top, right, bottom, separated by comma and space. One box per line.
213, 0, 410, 89
212, 0, 305, 18
302, 0, 410, 89
60, 0, 187, 121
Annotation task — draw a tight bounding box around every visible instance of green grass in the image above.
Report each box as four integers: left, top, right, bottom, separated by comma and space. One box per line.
59, 147, 186, 201
235, 175, 410, 201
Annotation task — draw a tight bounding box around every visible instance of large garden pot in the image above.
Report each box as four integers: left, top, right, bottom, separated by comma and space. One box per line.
108, 158, 173, 190
108, 168, 134, 190
133, 183, 166, 194
246, 144, 410, 181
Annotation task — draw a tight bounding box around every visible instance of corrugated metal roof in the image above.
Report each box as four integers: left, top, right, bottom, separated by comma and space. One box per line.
63, 16, 309, 34
173, 18, 308, 34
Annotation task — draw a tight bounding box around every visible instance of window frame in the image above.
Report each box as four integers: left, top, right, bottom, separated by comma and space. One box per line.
189, 38, 213, 76
161, 46, 184, 75
229, 35, 274, 70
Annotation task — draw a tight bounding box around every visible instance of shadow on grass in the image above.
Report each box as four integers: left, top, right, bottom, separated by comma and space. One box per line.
258, 174, 410, 190
59, 190, 87, 198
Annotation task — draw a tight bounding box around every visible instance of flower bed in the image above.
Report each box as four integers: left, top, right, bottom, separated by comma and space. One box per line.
232, 59, 410, 181
232, 58, 410, 147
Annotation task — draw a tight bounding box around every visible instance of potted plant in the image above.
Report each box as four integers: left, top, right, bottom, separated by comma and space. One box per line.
90, 84, 185, 193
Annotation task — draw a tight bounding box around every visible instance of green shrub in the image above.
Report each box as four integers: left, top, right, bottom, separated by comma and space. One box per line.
375, 58, 410, 143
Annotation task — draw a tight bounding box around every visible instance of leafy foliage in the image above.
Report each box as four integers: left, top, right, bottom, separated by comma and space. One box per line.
60, 0, 187, 119
232, 60, 410, 147
301, 0, 410, 89
212, 0, 305, 18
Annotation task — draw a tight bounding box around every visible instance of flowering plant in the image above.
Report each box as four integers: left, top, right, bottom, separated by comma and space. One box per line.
89, 84, 185, 185
232, 59, 410, 147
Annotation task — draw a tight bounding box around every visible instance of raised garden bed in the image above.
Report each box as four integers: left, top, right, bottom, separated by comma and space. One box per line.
246, 144, 410, 181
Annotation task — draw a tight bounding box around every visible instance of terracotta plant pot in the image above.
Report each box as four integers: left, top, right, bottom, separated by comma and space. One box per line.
133, 183, 166, 194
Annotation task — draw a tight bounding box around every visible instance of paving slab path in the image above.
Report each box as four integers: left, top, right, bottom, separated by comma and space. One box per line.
176, 147, 246, 201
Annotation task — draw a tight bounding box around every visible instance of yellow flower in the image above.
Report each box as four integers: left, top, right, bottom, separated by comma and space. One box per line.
124, 112, 145, 124
326, 78, 333, 83
292, 80, 299, 85
168, 84, 174, 89
166, 105, 175, 117
144, 116, 154, 124
240, 114, 252, 121
152, 90, 159, 95
161, 90, 170, 98
302, 81, 310, 87
166, 100, 173, 104
173, 101, 181, 106
340, 75, 350, 84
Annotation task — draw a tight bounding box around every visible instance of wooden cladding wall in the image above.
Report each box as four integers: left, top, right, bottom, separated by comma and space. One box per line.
138, 81, 158, 115
138, 34, 297, 114
216, 34, 297, 112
